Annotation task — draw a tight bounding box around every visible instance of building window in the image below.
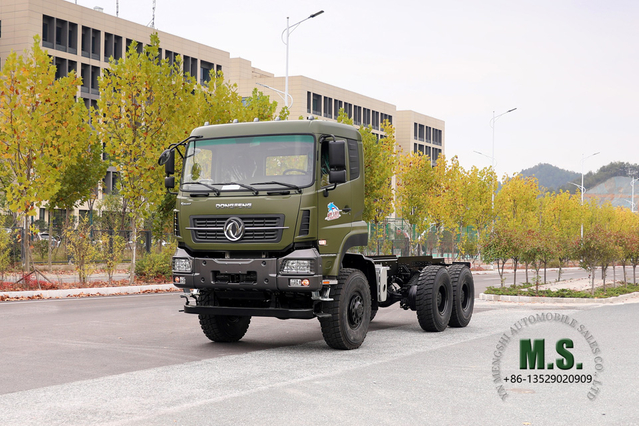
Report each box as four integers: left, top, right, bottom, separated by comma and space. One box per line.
68, 23, 78, 54
323, 96, 332, 118
354, 105, 362, 125
42, 16, 55, 48
200, 60, 213, 85
80, 64, 89, 93
372, 111, 379, 130
126, 38, 143, 54
55, 19, 68, 52
312, 93, 321, 116
91, 29, 100, 60
413, 122, 418, 140
90, 66, 100, 95
307, 91, 311, 114
363, 108, 370, 126
54, 57, 67, 79
418, 124, 425, 141
433, 128, 442, 146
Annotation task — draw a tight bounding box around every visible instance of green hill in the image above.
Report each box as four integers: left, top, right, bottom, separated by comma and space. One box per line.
519, 163, 579, 191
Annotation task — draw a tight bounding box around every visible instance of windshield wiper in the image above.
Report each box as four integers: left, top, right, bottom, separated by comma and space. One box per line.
181, 182, 220, 196
251, 181, 302, 194
213, 182, 259, 195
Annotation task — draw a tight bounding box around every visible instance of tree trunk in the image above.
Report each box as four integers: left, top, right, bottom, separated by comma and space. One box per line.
525, 262, 529, 284
513, 259, 519, 286
591, 267, 596, 295
23, 215, 31, 273
129, 218, 137, 286
48, 212, 54, 271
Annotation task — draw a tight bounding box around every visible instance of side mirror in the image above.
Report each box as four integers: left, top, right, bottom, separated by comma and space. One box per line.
328, 140, 346, 170
329, 170, 346, 184
158, 149, 175, 175
165, 176, 175, 189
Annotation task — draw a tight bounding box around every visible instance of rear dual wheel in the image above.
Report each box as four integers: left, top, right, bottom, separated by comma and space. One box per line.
416, 265, 453, 332
448, 264, 474, 328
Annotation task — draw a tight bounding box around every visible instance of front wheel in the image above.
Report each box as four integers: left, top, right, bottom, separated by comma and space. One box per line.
198, 290, 251, 342
319, 268, 371, 350
416, 265, 453, 332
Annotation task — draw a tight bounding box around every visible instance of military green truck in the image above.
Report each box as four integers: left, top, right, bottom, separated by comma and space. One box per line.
158, 119, 474, 350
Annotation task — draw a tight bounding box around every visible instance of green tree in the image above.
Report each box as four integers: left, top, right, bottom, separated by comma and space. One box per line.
45, 126, 106, 269
362, 120, 396, 225
493, 174, 540, 285
95, 34, 194, 284
0, 37, 85, 271
395, 150, 435, 253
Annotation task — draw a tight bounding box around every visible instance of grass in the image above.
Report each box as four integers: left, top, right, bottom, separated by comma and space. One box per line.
485, 283, 639, 299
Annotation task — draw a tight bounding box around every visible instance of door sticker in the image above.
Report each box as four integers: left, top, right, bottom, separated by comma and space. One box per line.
326, 202, 342, 221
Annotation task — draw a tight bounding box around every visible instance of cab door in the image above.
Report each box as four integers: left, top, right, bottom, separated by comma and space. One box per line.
317, 138, 353, 271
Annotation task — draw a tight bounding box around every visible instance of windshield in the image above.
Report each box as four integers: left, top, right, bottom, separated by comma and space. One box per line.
182, 134, 315, 192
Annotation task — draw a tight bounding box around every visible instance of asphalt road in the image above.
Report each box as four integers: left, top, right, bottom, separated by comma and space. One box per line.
1, 292, 637, 425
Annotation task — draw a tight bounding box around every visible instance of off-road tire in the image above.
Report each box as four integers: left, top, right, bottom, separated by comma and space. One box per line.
448, 264, 474, 327
198, 290, 251, 342
319, 268, 371, 350
416, 265, 453, 332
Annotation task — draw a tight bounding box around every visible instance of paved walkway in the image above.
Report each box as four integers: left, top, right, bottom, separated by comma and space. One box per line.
479, 276, 639, 304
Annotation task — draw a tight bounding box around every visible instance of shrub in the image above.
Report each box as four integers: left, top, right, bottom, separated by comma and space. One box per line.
135, 245, 173, 280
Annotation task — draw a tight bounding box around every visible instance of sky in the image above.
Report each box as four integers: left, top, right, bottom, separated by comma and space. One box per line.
73, 0, 638, 177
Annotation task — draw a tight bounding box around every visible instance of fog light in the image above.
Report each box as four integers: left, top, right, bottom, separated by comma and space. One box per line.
174, 276, 186, 284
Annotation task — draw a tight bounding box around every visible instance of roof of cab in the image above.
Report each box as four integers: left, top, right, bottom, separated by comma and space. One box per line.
190, 119, 361, 141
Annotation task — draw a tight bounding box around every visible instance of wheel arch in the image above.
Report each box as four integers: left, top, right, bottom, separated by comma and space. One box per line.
342, 253, 378, 307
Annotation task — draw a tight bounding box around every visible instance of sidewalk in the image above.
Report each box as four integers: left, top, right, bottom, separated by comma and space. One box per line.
1, 269, 179, 301
479, 276, 639, 305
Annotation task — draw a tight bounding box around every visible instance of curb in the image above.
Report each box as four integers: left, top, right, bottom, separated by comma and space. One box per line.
479, 291, 639, 304
0, 284, 178, 300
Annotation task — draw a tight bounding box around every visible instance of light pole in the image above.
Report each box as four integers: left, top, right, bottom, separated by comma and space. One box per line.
475, 107, 516, 209
573, 151, 600, 238
282, 10, 324, 109
489, 108, 517, 174
632, 178, 638, 213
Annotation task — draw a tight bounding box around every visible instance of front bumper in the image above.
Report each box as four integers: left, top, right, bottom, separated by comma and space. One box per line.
172, 247, 323, 292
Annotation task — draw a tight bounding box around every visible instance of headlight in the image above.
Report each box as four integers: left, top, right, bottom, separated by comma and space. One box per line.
280, 259, 314, 274
173, 257, 193, 273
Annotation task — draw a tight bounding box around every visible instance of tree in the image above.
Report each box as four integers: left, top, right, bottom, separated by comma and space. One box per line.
493, 174, 540, 285
45, 126, 106, 269
395, 150, 435, 253
362, 120, 396, 225
95, 34, 194, 284
0, 37, 85, 271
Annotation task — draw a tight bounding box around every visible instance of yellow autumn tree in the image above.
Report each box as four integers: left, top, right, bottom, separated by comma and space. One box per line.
95, 34, 195, 284
0, 37, 88, 271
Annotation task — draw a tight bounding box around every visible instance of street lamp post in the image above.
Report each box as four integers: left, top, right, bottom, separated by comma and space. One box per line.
282, 10, 324, 110
630, 177, 638, 213
574, 151, 600, 238
489, 108, 517, 174
474, 108, 517, 208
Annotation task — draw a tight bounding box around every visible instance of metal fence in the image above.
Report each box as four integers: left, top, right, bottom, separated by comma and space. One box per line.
4, 228, 167, 265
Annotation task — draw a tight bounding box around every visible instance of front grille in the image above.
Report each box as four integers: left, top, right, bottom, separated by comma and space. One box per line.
189, 215, 285, 243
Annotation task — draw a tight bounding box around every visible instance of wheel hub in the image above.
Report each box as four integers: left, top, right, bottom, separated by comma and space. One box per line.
348, 294, 364, 328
